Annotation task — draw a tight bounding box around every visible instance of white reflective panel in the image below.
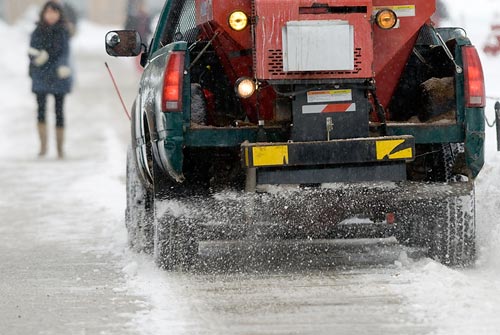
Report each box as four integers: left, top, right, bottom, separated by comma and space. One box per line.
283, 20, 354, 72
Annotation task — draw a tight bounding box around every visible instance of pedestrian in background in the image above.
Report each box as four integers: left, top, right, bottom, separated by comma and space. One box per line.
125, 0, 151, 71
53, 0, 79, 36
28, 1, 72, 159
125, 0, 151, 41
432, 0, 450, 26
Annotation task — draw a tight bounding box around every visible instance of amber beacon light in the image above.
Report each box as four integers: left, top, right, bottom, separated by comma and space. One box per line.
229, 11, 249, 31
375, 9, 398, 30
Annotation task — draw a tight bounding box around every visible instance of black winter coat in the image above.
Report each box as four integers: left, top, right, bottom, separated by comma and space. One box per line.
29, 22, 72, 95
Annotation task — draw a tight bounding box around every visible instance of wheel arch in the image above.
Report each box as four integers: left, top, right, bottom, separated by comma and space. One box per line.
131, 98, 154, 189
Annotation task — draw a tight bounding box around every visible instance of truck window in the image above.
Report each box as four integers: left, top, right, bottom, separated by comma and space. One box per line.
161, 0, 197, 45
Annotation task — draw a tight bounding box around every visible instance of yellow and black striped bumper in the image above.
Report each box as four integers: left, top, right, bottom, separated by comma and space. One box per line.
242, 136, 415, 168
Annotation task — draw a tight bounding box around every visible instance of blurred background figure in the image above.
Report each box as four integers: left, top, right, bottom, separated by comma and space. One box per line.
432, 0, 450, 27
124, 0, 150, 71
125, 0, 151, 42
53, 0, 78, 36
483, 13, 500, 56
0, 1, 165, 28
28, 1, 72, 159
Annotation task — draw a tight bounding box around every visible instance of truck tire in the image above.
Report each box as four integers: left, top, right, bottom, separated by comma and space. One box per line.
125, 147, 154, 254
429, 190, 476, 266
153, 207, 174, 270
422, 144, 476, 266
151, 158, 174, 270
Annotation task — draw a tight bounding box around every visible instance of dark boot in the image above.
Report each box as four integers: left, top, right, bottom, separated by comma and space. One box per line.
37, 123, 47, 157
56, 127, 64, 159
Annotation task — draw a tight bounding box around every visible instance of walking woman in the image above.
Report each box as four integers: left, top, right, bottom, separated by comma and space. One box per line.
29, 1, 72, 158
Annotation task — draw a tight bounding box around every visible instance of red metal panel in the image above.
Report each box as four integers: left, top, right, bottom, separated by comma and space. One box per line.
195, 0, 252, 49
372, 0, 436, 108
254, 0, 374, 80
195, 0, 271, 122
192, 0, 437, 120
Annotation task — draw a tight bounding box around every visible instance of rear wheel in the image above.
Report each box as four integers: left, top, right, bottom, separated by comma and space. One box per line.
429, 143, 476, 266
405, 143, 476, 266
153, 204, 174, 270
125, 147, 154, 254
429, 189, 476, 266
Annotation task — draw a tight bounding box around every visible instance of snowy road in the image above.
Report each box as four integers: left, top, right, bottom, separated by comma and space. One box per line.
1, 2, 500, 334
0, 21, 143, 334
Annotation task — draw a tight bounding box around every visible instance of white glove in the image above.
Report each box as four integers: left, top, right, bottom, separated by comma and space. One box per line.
31, 49, 49, 67
57, 65, 72, 79
28, 47, 41, 57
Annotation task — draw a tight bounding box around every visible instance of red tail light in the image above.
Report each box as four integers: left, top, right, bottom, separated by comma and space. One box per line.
386, 213, 396, 225
462, 46, 485, 108
162, 51, 185, 112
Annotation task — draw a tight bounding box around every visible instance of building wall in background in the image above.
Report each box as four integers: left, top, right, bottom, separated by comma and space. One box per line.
87, 0, 127, 26
0, 0, 131, 25
2, 0, 46, 23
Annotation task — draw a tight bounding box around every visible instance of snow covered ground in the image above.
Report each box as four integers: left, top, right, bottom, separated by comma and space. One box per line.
0, 1, 500, 334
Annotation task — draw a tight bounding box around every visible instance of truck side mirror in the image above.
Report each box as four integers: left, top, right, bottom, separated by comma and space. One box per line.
105, 30, 142, 57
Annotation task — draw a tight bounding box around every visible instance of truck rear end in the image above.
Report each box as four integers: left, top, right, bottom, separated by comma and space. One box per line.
108, 0, 486, 269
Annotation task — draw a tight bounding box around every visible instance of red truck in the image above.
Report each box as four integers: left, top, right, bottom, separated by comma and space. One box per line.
106, 0, 486, 269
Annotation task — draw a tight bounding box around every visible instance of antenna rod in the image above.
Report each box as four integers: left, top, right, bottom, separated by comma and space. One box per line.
105, 62, 131, 120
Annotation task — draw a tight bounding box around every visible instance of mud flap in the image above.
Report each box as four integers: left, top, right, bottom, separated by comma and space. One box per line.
125, 147, 154, 254
153, 198, 199, 271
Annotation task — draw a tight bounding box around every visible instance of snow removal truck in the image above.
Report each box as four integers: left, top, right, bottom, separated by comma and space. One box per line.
105, 0, 485, 269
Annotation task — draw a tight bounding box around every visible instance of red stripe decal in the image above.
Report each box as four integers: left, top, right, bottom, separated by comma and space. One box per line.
322, 103, 352, 113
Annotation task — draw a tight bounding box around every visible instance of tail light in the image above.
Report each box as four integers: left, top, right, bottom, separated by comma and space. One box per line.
462, 46, 485, 108
386, 213, 396, 225
162, 51, 185, 112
